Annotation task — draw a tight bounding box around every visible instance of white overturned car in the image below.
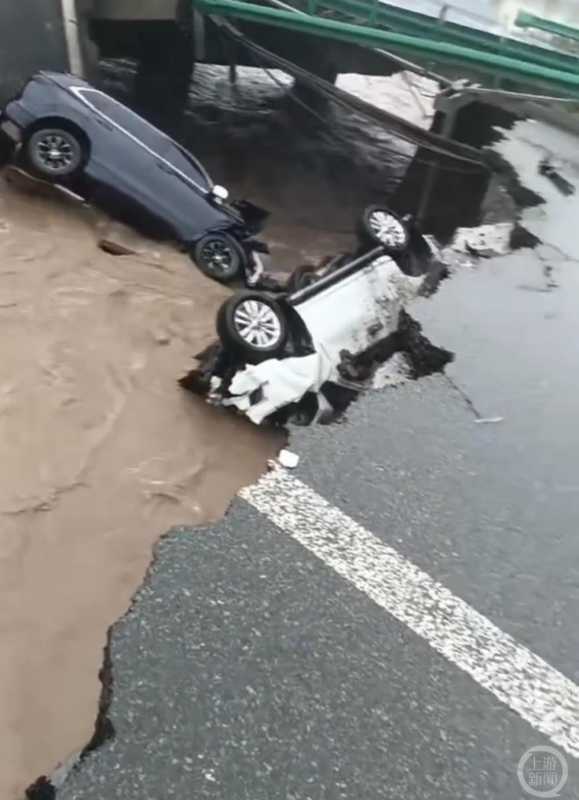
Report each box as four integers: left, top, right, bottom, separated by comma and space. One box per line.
182, 207, 442, 424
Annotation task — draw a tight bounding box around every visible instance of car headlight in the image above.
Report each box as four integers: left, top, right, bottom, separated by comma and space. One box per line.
212, 185, 229, 202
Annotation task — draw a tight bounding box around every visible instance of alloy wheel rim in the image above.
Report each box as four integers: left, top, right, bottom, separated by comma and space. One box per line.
233, 300, 281, 349
35, 133, 77, 172
201, 240, 233, 274
369, 211, 407, 248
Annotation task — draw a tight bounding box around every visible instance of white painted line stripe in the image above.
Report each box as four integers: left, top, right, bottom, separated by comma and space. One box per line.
241, 468, 579, 758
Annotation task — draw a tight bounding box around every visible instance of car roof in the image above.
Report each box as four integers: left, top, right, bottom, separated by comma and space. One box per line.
35, 71, 91, 91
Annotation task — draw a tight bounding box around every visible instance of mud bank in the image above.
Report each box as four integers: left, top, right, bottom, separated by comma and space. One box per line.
0, 171, 281, 799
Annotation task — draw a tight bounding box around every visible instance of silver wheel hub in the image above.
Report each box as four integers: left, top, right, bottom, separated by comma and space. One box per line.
369, 211, 407, 248
234, 300, 281, 349
36, 133, 76, 171
201, 240, 233, 273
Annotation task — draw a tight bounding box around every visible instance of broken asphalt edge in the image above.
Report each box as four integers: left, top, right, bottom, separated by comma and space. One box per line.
19, 425, 279, 800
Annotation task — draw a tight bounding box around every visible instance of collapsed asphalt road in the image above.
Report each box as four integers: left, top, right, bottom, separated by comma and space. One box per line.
53, 119, 579, 798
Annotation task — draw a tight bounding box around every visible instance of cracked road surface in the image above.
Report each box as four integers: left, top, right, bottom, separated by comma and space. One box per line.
58, 119, 579, 799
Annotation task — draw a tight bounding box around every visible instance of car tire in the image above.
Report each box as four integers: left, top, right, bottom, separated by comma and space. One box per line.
192, 233, 244, 284
25, 127, 85, 180
359, 206, 410, 254
217, 291, 288, 364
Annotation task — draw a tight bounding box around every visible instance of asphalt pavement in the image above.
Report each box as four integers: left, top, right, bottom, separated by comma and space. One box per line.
57, 120, 579, 799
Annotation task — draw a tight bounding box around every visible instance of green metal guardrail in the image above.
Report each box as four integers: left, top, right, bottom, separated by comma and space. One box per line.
194, 0, 579, 96
299, 0, 579, 75
516, 11, 579, 46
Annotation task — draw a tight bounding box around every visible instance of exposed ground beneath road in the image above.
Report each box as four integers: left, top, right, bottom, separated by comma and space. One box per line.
0, 170, 282, 799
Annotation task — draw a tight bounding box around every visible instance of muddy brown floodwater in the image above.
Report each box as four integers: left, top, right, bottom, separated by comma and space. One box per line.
0, 170, 282, 799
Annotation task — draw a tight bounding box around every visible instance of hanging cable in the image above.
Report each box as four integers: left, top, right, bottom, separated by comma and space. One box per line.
254, 58, 487, 174
212, 16, 489, 172
213, 20, 489, 175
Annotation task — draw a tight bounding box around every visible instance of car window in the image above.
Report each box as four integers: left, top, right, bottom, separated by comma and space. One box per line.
74, 88, 211, 191
75, 88, 163, 150
158, 140, 212, 189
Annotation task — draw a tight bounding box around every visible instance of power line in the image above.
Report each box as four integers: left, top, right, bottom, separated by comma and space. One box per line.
213, 16, 488, 170
255, 57, 485, 175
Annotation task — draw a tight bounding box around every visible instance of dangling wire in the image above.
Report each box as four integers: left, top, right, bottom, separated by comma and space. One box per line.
213, 17, 490, 175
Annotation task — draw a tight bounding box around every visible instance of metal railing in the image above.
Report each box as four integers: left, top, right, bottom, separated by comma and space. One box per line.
516, 10, 579, 45
288, 0, 579, 75
192, 0, 579, 96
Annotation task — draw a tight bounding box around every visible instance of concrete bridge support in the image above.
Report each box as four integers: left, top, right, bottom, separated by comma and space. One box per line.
393, 90, 524, 238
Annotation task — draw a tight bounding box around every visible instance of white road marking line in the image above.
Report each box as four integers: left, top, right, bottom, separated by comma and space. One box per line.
241, 468, 579, 758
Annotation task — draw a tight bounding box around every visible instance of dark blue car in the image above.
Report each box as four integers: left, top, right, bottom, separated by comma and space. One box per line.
0, 72, 269, 284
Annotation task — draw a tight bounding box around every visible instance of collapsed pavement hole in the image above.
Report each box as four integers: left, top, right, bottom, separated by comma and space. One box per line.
235, 311, 454, 428
338, 309, 453, 385
399, 310, 454, 379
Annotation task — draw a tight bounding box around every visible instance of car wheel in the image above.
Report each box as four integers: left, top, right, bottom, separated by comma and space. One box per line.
25, 127, 85, 179
360, 206, 410, 254
217, 291, 288, 364
192, 233, 244, 283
